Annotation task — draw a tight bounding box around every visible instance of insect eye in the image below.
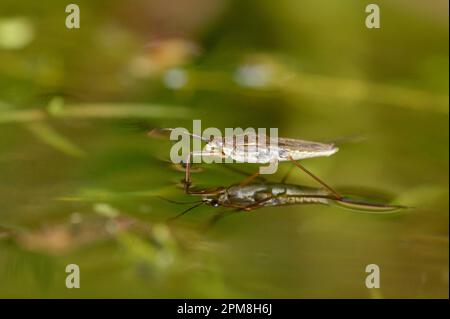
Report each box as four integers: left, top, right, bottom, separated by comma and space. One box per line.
278, 149, 288, 158
210, 199, 219, 207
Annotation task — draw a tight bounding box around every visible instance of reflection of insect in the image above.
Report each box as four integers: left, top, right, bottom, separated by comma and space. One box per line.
167, 172, 406, 225
152, 129, 341, 198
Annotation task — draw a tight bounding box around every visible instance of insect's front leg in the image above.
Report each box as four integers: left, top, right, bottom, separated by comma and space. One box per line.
182, 150, 204, 191
183, 151, 226, 188
182, 150, 226, 193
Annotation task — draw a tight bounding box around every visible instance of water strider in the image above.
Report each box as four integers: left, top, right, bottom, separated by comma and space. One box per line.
150, 128, 342, 198
164, 136, 406, 223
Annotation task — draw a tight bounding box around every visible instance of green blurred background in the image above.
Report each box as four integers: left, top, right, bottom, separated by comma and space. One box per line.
0, 0, 448, 298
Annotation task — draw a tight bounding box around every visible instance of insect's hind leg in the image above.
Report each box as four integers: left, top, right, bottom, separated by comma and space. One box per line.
280, 164, 295, 183
288, 156, 342, 199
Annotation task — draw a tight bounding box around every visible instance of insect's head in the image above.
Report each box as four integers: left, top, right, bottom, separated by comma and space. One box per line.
202, 187, 227, 207
202, 196, 221, 207
204, 137, 223, 153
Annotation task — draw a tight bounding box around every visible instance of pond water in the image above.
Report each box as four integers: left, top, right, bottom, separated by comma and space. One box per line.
0, 0, 448, 298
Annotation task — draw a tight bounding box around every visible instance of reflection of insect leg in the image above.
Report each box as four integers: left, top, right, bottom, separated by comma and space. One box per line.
204, 209, 241, 230
280, 165, 295, 183
288, 156, 341, 199
223, 166, 267, 183
237, 159, 278, 187
183, 151, 225, 187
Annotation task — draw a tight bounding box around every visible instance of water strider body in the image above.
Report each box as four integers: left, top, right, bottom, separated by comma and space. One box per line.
186, 182, 405, 213
150, 129, 338, 163
203, 134, 339, 164
199, 183, 329, 210
166, 180, 405, 224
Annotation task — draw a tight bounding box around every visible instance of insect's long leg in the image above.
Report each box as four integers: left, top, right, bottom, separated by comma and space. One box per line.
222, 165, 267, 182
288, 156, 342, 199
183, 151, 193, 188
182, 151, 226, 196
280, 164, 295, 183
183, 150, 225, 189
239, 171, 261, 186
183, 150, 208, 190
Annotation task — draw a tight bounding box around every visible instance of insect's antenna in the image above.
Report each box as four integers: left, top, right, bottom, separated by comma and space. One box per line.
167, 202, 204, 222
121, 120, 153, 133
148, 128, 210, 142
325, 134, 367, 146
157, 196, 203, 205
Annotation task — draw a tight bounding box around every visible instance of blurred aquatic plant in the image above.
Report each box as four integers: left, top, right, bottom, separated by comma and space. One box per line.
0, 100, 191, 124
190, 54, 449, 113
0, 17, 34, 49
117, 224, 177, 272
26, 122, 86, 158
127, 38, 200, 78
0, 244, 57, 294
0, 96, 192, 158
14, 214, 133, 255
57, 186, 173, 202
